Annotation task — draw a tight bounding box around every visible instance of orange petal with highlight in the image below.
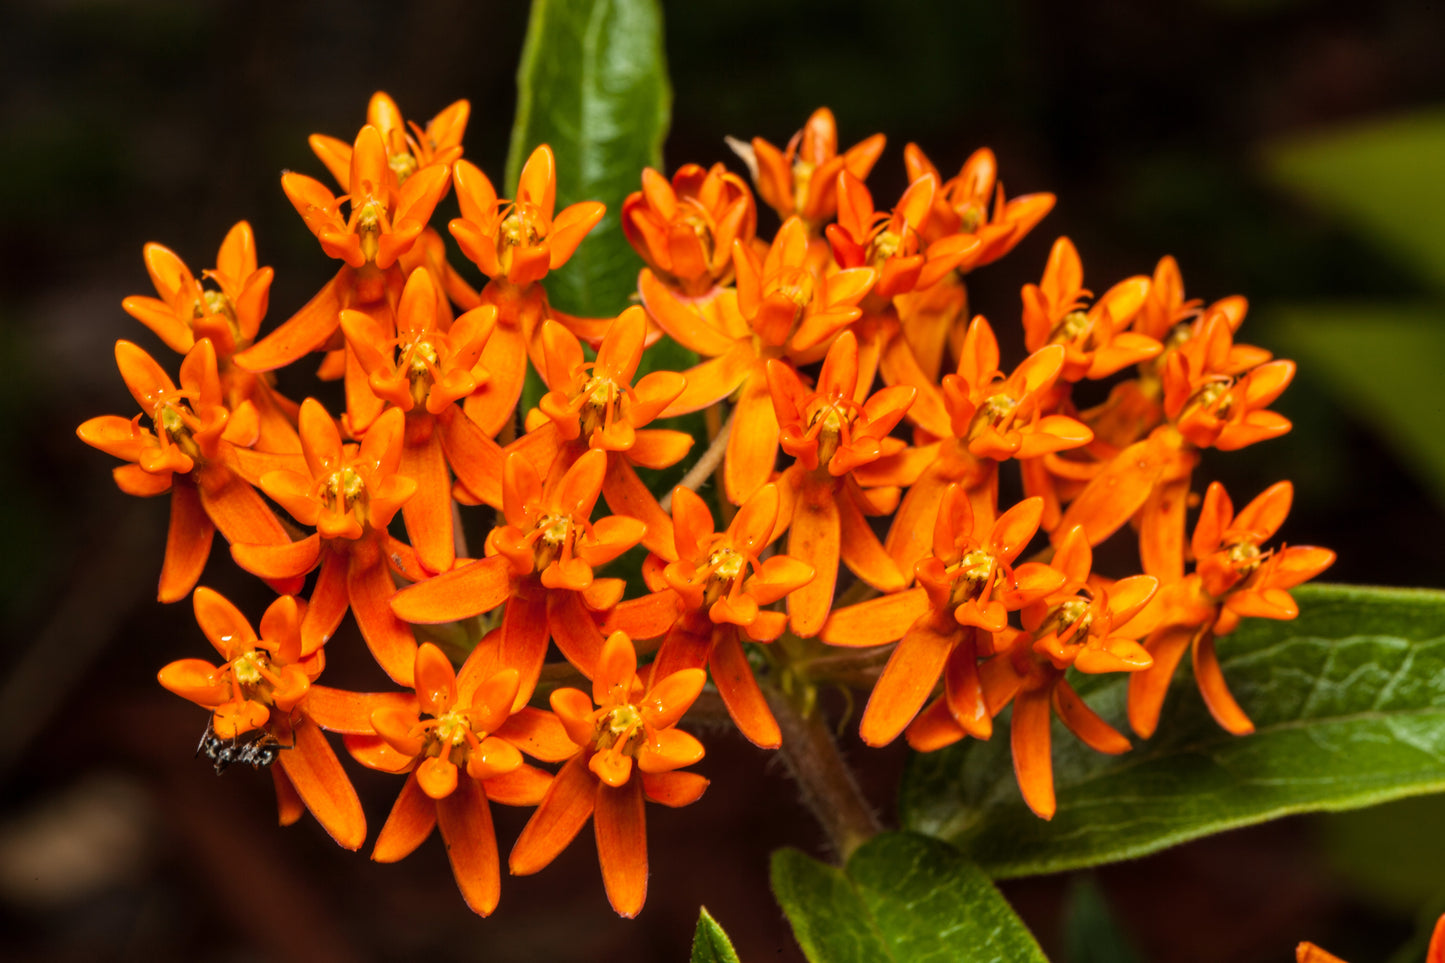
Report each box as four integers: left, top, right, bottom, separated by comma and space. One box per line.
278, 716, 367, 850
509, 755, 597, 876
595, 779, 648, 918
373, 772, 437, 863
437, 775, 501, 917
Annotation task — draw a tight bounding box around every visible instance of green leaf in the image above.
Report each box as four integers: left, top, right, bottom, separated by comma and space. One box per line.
1264, 110, 1445, 293
691, 907, 742, 963
1268, 303, 1445, 505
900, 584, 1445, 878
507, 0, 671, 318
771, 832, 1048, 963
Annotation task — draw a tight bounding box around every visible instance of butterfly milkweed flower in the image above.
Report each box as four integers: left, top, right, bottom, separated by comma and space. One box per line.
230, 400, 420, 683
121, 222, 300, 453
391, 449, 646, 704
509, 631, 708, 918
640, 215, 877, 504
341, 264, 506, 572
650, 484, 815, 748
235, 123, 451, 378
448, 143, 606, 435
158, 588, 365, 850
623, 163, 757, 298
1127, 481, 1334, 739
825, 487, 1063, 747
734, 107, 885, 233
522, 308, 693, 557
331, 643, 572, 916
77, 339, 298, 602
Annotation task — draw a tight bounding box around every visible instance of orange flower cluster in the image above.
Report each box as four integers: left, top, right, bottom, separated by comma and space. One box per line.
80, 95, 1333, 916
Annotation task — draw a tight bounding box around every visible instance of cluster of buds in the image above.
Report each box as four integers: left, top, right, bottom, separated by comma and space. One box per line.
80, 95, 1334, 917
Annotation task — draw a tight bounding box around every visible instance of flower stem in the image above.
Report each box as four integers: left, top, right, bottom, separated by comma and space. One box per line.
765, 681, 881, 862
661, 407, 734, 513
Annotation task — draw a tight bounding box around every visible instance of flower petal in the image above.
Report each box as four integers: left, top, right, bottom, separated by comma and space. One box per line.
594, 778, 648, 918
509, 755, 597, 876
436, 775, 501, 917
372, 772, 437, 863
278, 715, 367, 850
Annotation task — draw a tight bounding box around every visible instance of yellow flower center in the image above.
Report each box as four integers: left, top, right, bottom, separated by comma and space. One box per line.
595, 703, 644, 754
967, 392, 1020, 440
1225, 539, 1265, 577
431, 708, 474, 750
1039, 594, 1094, 645
1184, 378, 1234, 421
154, 402, 205, 463
1050, 309, 1091, 346
578, 374, 623, 439
957, 200, 985, 234
321, 467, 366, 516
702, 546, 747, 607
792, 158, 817, 213
807, 400, 858, 470
497, 205, 545, 275
388, 151, 419, 185
232, 650, 265, 687
353, 198, 386, 264
402, 338, 439, 405
947, 549, 999, 607
869, 228, 903, 265
530, 512, 578, 573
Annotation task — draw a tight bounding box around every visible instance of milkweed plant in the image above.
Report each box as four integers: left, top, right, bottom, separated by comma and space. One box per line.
75, 1, 1445, 960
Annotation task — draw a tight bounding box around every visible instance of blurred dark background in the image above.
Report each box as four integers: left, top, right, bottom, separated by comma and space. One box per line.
4, 0, 1445, 960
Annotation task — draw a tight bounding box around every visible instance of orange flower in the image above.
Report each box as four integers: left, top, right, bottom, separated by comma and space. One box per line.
121, 224, 300, 453
735, 107, 885, 230
447, 144, 606, 435
649, 484, 815, 747
157, 589, 365, 850
77, 339, 297, 602
122, 222, 274, 360
231, 401, 420, 683
1021, 236, 1158, 383
766, 331, 916, 636
341, 266, 507, 572
451, 144, 605, 288
825, 488, 1064, 747
510, 631, 708, 918
1127, 481, 1334, 739
309, 91, 469, 192
1162, 311, 1294, 451
339, 643, 571, 917
390, 449, 646, 705
902, 144, 1056, 269
234, 123, 451, 375
622, 163, 756, 297
518, 308, 692, 557
640, 216, 877, 503
885, 315, 1091, 574
908, 527, 1156, 819
827, 171, 979, 302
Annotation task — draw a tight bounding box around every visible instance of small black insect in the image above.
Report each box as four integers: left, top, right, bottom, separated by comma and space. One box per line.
195, 720, 290, 774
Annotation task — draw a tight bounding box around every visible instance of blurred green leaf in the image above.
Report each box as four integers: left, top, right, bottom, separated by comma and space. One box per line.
507, 0, 670, 318
1319, 794, 1445, 913
691, 907, 741, 963
1063, 877, 1143, 963
1265, 110, 1445, 293
900, 585, 1445, 878
771, 832, 1048, 962
1269, 303, 1445, 505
